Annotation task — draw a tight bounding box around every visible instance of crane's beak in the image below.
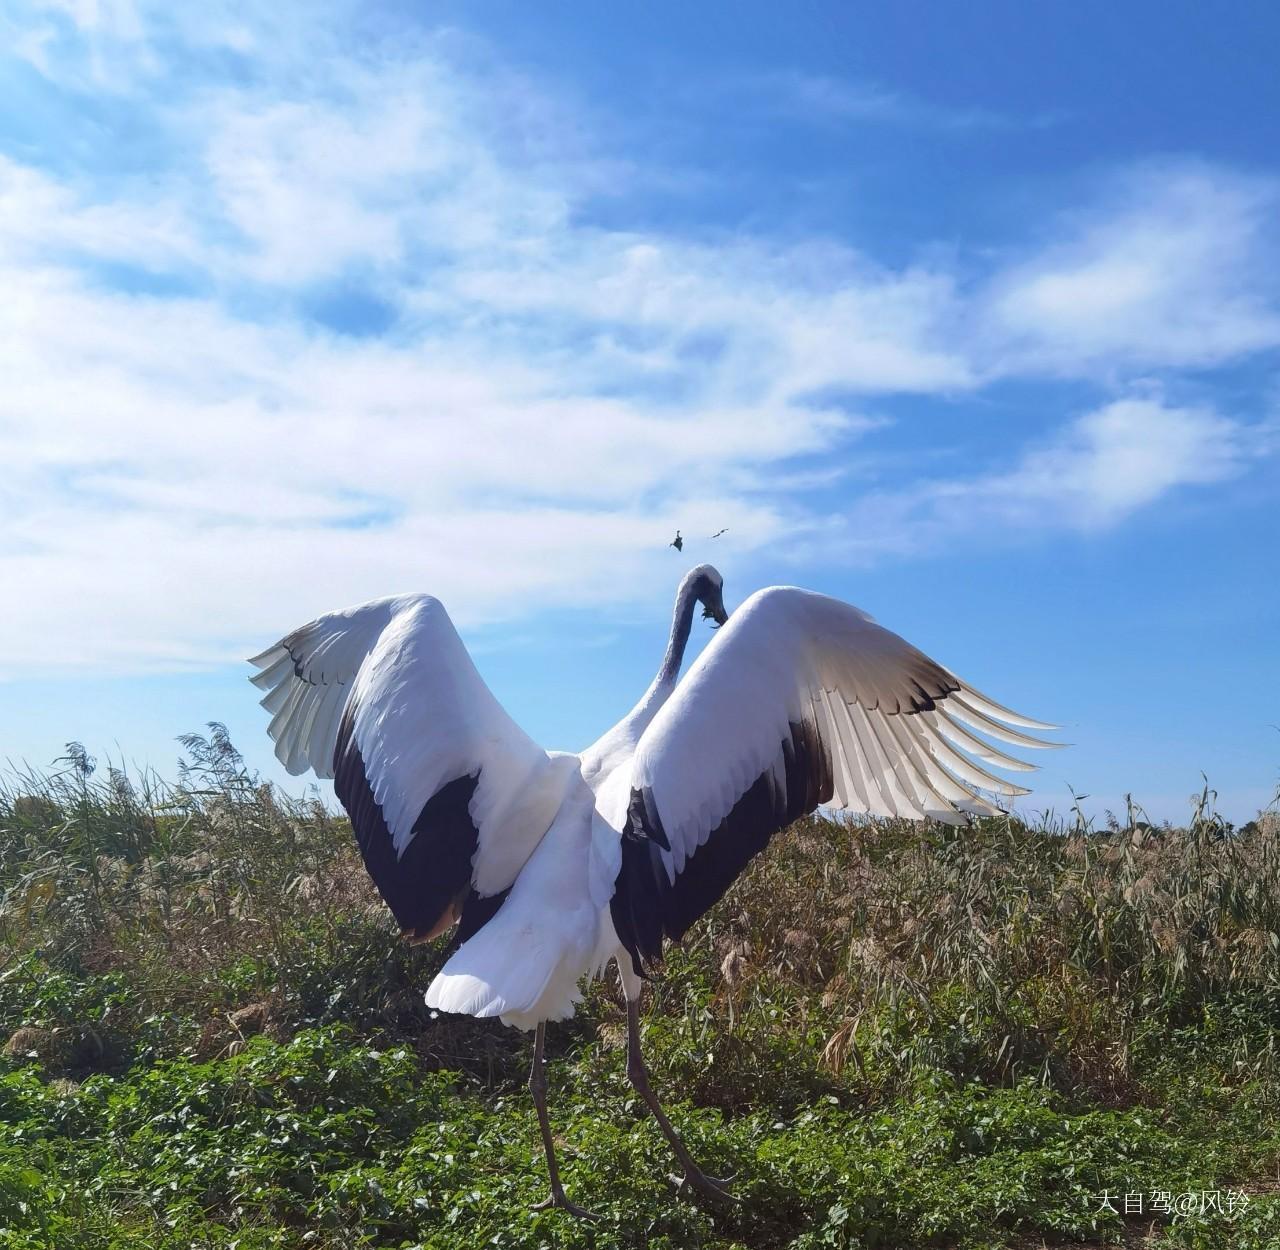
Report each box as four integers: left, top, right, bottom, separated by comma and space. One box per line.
701, 592, 729, 628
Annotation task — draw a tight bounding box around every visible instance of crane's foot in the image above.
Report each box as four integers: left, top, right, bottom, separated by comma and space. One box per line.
669, 1167, 737, 1203
531, 1190, 600, 1220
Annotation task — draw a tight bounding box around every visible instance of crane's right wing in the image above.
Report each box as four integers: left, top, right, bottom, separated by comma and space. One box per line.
611, 586, 1057, 972
249, 595, 567, 940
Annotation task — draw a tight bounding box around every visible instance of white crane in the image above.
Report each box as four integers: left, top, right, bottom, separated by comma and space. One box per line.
249, 565, 1055, 1216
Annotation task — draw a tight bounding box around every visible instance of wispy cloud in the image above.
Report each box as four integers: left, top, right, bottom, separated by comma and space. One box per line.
2, 2, 1277, 678
983, 164, 1280, 374
839, 395, 1274, 560
728, 70, 1065, 132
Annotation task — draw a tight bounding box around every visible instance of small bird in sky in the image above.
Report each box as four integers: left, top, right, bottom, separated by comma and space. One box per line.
709, 528, 728, 539
669, 530, 683, 552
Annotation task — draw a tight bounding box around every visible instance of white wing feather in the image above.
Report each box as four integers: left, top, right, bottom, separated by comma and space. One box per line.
249, 596, 407, 780
632, 586, 1057, 875
249, 594, 567, 896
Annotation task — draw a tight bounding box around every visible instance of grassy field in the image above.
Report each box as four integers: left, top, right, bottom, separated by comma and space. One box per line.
0, 726, 1277, 1249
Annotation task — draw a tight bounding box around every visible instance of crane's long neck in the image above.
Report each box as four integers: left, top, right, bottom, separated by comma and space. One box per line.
615, 577, 701, 736
580, 571, 715, 769
655, 575, 700, 687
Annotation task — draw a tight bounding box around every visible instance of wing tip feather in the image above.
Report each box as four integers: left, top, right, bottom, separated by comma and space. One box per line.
953, 683, 1060, 733
247, 643, 286, 668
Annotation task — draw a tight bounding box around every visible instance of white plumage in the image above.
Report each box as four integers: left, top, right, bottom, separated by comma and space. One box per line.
250, 595, 566, 891
249, 564, 1056, 1212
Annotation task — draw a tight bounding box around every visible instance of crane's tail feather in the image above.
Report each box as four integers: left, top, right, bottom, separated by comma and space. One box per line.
424, 922, 587, 1030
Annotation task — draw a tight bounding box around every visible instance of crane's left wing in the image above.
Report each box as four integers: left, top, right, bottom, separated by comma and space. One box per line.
612, 586, 1057, 971
249, 594, 568, 942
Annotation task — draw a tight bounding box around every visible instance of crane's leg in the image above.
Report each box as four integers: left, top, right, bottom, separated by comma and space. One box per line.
624, 988, 735, 1201
528, 1021, 598, 1220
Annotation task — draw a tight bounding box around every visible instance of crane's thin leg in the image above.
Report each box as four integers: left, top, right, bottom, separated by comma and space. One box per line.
528, 1022, 598, 1220
626, 997, 735, 1201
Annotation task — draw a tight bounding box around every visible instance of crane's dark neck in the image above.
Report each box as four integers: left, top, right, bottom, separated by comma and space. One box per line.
656, 576, 700, 685
594, 570, 714, 754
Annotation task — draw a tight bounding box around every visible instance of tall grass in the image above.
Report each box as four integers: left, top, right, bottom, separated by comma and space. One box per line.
2, 727, 1275, 1102
3, 728, 346, 978
696, 792, 1280, 1107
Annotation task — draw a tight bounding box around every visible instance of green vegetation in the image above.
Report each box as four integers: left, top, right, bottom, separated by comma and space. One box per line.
0, 726, 1277, 1248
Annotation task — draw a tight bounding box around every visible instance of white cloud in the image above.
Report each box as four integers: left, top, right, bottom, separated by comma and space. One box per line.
0, 226, 842, 674
39, 0, 144, 36
2, 3, 1278, 679
984, 165, 1280, 374
0, 157, 194, 268
841, 396, 1269, 559
197, 62, 579, 285
715, 71, 1063, 132
1005, 398, 1253, 525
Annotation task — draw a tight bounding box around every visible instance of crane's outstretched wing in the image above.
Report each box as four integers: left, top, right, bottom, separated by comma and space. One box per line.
249, 595, 566, 941
611, 586, 1057, 971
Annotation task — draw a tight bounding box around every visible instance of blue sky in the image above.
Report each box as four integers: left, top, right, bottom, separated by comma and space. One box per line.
2, 0, 1277, 825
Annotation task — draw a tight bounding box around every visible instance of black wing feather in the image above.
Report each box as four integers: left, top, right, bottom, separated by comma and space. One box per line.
334, 703, 483, 942
611, 718, 834, 975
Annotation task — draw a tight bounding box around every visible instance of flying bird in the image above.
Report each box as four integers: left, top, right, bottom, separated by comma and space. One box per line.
669, 530, 683, 552
249, 566, 1055, 1215
709, 528, 728, 539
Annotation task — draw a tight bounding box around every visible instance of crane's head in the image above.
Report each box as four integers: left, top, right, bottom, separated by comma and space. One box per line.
688, 564, 729, 628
